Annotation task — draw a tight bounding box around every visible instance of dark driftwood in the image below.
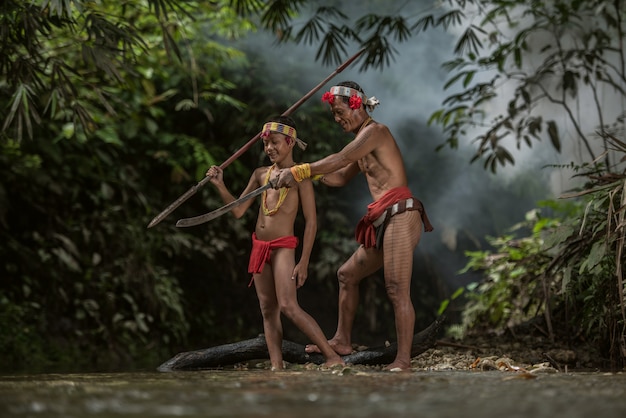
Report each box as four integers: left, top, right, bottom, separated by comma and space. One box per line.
158, 316, 445, 372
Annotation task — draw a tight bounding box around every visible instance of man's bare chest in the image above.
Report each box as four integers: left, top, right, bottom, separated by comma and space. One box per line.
357, 153, 381, 173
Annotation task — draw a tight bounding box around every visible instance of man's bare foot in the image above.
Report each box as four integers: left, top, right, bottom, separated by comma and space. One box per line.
270, 360, 286, 371
383, 361, 411, 372
322, 358, 346, 368
305, 340, 353, 356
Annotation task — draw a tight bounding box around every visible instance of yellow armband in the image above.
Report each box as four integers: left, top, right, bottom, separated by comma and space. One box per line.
290, 163, 311, 182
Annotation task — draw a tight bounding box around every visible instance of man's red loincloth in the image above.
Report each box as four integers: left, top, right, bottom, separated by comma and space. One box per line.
354, 186, 433, 249
248, 232, 299, 286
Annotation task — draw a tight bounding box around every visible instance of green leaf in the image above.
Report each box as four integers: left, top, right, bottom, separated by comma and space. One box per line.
95, 126, 122, 146
62, 123, 75, 139
514, 47, 522, 68
437, 299, 450, 315
543, 224, 574, 249
463, 70, 475, 87
547, 120, 560, 152
585, 240, 606, 270
561, 266, 572, 293
451, 287, 464, 299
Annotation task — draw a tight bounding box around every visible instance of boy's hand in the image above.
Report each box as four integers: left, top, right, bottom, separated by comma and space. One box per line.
206, 166, 224, 185
292, 263, 308, 288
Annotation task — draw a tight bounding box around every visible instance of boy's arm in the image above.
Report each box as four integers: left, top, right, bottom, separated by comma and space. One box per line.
229, 168, 262, 219
207, 166, 261, 219
293, 178, 317, 288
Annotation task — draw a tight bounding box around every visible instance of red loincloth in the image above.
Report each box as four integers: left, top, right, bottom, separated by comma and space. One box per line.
248, 232, 299, 286
354, 186, 433, 249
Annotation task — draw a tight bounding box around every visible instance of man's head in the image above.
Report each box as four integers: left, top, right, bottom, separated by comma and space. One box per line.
324, 81, 366, 109
321, 81, 379, 112
321, 81, 380, 133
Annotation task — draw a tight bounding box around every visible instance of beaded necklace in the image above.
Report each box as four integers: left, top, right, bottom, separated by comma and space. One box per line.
357, 116, 373, 135
262, 164, 289, 216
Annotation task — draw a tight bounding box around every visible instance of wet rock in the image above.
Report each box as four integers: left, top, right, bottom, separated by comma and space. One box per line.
547, 349, 577, 364
530, 362, 558, 374
479, 358, 498, 370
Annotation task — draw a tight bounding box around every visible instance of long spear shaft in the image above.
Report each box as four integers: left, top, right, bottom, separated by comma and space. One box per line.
147, 48, 366, 228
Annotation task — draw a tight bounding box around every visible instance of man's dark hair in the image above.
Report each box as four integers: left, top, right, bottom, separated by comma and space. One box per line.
336, 81, 365, 107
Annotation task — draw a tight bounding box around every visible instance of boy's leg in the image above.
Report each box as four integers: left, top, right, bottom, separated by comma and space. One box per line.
272, 248, 344, 366
253, 267, 283, 370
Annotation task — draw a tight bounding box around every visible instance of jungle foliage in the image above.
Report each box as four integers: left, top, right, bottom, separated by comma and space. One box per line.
428, 1, 625, 368
0, 0, 357, 371
457, 160, 626, 368
264, 0, 625, 172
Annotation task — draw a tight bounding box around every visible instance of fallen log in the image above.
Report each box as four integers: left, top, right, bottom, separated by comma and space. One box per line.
158, 316, 445, 372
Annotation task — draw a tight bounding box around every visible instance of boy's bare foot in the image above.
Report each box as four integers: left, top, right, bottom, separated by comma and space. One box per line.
383, 361, 411, 372
305, 340, 353, 356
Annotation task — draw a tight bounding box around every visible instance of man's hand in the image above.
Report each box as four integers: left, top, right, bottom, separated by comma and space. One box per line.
275, 168, 296, 188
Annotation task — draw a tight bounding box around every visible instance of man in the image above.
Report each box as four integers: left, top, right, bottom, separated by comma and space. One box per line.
275, 81, 433, 372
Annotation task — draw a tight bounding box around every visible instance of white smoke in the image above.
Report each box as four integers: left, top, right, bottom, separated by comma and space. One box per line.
227, 1, 624, 294
440, 0, 626, 194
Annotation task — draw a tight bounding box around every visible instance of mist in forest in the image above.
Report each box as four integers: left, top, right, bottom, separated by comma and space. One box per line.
235, 22, 552, 287
221, 1, 626, 335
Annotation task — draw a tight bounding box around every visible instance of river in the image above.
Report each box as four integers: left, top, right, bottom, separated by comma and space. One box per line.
1, 368, 625, 418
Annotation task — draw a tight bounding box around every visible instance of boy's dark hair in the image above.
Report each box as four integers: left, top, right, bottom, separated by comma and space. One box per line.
267, 115, 297, 130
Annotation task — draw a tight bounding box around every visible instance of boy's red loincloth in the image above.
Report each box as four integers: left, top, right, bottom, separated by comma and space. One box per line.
247, 232, 299, 285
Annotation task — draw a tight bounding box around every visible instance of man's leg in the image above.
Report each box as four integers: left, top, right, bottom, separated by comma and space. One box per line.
381, 210, 423, 371
306, 245, 382, 355
334, 246, 383, 351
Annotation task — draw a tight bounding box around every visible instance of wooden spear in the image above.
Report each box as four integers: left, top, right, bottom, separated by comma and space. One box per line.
147, 48, 366, 228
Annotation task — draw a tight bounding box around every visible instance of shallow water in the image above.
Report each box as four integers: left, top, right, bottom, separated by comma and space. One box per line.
1, 368, 625, 418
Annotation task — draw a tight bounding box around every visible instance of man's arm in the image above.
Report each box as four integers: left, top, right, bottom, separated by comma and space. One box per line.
276, 124, 386, 188
309, 124, 382, 176
318, 162, 360, 187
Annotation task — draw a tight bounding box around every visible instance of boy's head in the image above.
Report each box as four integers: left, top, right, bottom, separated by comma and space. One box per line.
261, 116, 307, 150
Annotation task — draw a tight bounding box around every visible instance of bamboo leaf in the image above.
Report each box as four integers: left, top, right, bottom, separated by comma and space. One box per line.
463, 70, 475, 87
547, 120, 560, 152
444, 71, 469, 89
585, 241, 606, 271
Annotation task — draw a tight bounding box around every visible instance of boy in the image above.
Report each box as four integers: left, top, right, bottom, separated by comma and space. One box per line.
206, 116, 344, 370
